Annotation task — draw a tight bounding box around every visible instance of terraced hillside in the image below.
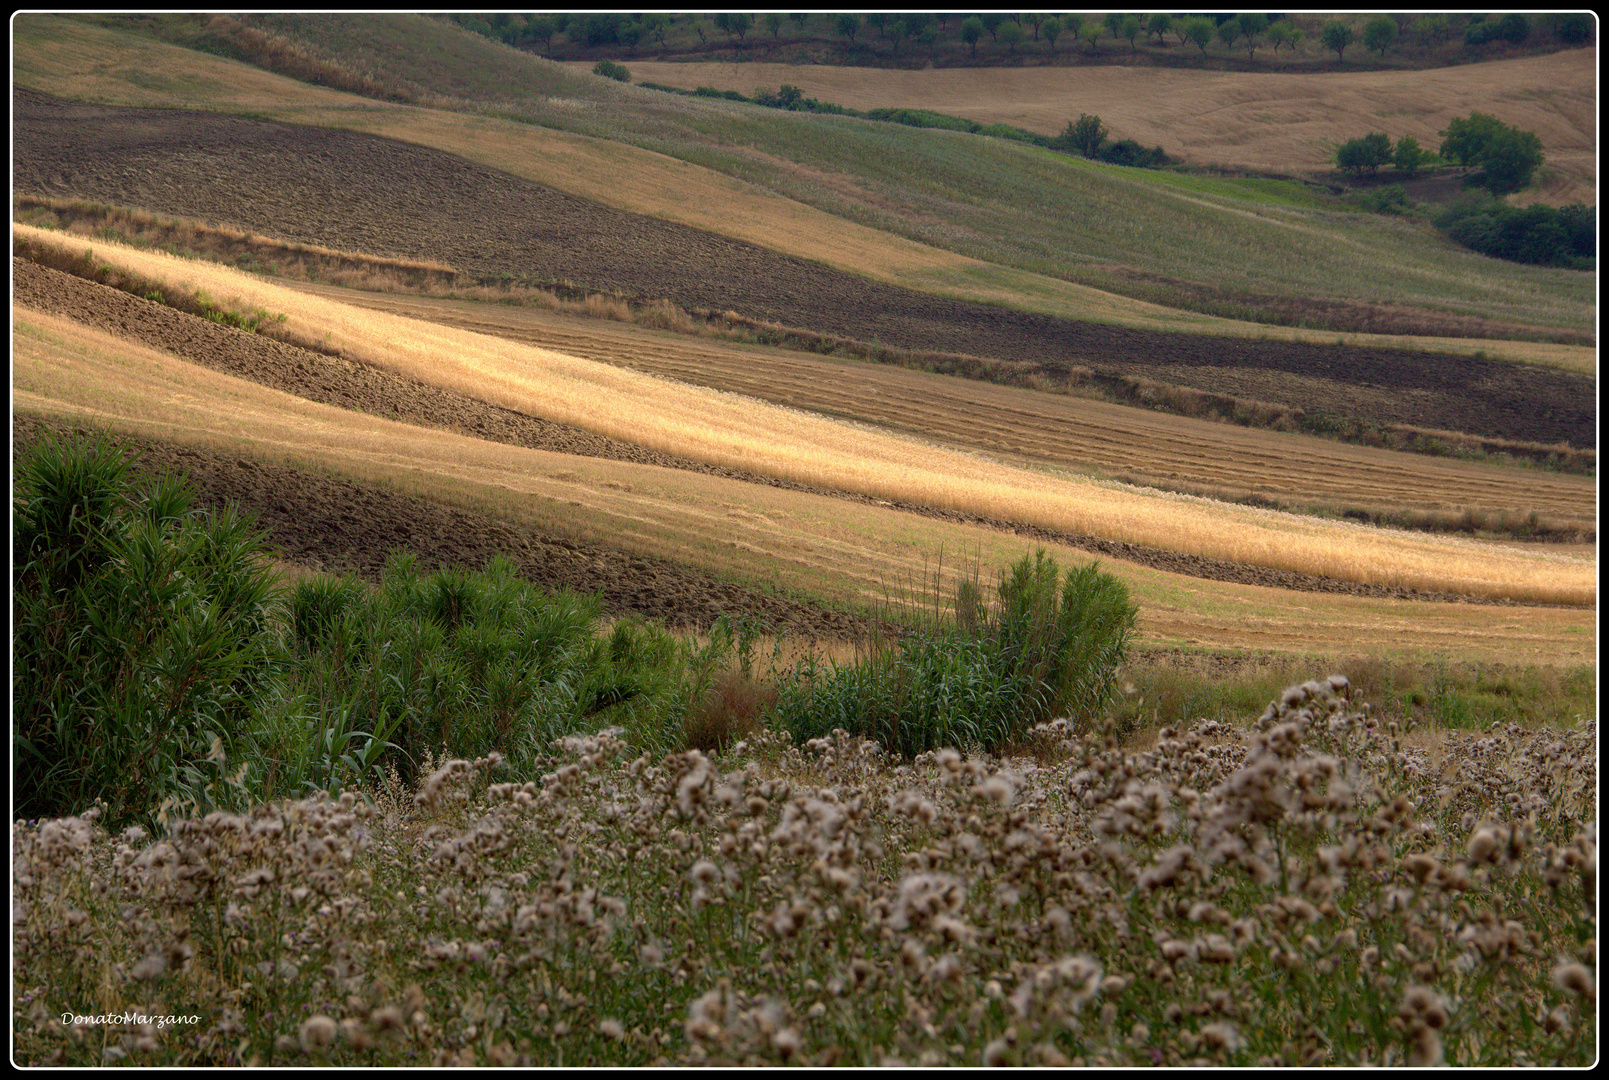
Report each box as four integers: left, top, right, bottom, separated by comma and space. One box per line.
9, 12, 1598, 667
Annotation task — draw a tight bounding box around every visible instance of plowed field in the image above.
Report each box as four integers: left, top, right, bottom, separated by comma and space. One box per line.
12, 88, 1594, 450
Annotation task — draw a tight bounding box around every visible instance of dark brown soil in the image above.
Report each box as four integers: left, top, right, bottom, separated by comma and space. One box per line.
11, 260, 1546, 608
12, 88, 1594, 450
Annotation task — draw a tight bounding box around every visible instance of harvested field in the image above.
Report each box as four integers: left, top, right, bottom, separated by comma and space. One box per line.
19, 257, 1595, 596
12, 88, 1594, 450
266, 276, 1596, 541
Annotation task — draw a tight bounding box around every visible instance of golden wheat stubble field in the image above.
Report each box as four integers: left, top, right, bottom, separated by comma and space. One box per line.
618, 49, 1598, 207
282, 280, 1597, 541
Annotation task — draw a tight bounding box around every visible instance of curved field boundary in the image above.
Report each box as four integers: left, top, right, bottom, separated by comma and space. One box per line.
10, 325, 1595, 666
299, 285, 1595, 537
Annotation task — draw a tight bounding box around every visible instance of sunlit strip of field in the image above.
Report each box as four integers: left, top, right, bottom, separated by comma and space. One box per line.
304, 286, 1595, 535
12, 241, 1596, 608
12, 310, 1596, 666
10, 16, 1593, 373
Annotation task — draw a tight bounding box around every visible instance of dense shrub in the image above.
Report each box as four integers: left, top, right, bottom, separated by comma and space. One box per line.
591, 59, 630, 82
12, 433, 749, 829
13, 432, 285, 827
771, 551, 1137, 755
1435, 197, 1595, 268
1100, 138, 1170, 169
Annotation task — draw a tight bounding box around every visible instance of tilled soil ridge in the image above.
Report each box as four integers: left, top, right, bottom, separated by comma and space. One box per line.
12, 88, 1594, 450
13, 260, 1543, 606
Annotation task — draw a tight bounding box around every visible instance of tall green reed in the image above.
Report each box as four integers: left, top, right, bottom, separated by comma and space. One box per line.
769, 550, 1137, 756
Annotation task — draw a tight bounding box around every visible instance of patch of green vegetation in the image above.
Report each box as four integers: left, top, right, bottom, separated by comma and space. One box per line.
1113, 651, 1596, 736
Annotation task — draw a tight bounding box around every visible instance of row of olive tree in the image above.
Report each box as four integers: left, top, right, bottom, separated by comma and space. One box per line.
460, 13, 1590, 63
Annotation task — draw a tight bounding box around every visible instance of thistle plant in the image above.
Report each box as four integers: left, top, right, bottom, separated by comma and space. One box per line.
15, 676, 1592, 1066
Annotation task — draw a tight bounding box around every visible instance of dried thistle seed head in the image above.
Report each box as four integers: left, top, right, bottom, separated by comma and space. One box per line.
1398, 986, 1450, 1029
299, 1014, 338, 1052
1407, 1026, 1443, 1067
1553, 961, 1595, 1001
1467, 824, 1502, 864
1199, 1022, 1243, 1052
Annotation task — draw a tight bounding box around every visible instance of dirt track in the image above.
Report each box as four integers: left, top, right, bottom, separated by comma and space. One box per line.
12, 88, 1594, 450
11, 261, 1564, 609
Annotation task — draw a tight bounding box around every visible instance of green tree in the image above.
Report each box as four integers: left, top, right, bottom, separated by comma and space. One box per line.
1476, 126, 1545, 193
1267, 22, 1300, 53
1438, 112, 1507, 166
1103, 11, 1124, 36
1147, 12, 1173, 46
765, 12, 784, 39
1216, 17, 1240, 50
1042, 15, 1063, 53
865, 13, 890, 38
999, 19, 1025, 54
1183, 16, 1215, 55
1064, 113, 1108, 158
1061, 13, 1085, 44
641, 12, 671, 49
981, 13, 1006, 42
1365, 15, 1398, 57
1412, 13, 1449, 47
1081, 23, 1102, 53
1120, 15, 1143, 53
1494, 13, 1530, 44
1393, 135, 1428, 177
835, 12, 861, 43
1322, 20, 1353, 61
1550, 13, 1594, 45
1238, 12, 1268, 58
960, 15, 983, 56
1336, 132, 1393, 176
789, 12, 808, 30
714, 12, 753, 42
528, 14, 558, 55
